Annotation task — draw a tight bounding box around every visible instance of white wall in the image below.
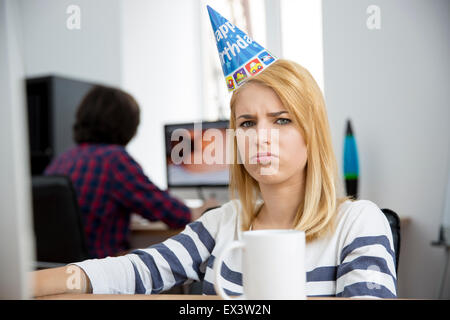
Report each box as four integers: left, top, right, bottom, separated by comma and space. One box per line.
19, 0, 122, 86
121, 0, 203, 189
280, 0, 324, 92
19, 0, 203, 190
0, 0, 34, 299
322, 0, 450, 298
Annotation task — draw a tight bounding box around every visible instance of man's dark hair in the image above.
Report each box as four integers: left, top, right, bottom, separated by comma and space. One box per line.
73, 85, 140, 146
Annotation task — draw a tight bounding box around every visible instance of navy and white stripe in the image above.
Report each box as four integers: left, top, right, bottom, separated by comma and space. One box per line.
336, 235, 397, 298
74, 199, 397, 298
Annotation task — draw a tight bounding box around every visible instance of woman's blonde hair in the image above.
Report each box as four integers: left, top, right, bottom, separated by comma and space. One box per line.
229, 59, 347, 242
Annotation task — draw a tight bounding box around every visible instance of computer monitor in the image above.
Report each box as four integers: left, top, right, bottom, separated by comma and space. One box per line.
164, 120, 230, 188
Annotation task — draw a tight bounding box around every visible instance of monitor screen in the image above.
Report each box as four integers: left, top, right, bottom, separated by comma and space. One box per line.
165, 120, 230, 188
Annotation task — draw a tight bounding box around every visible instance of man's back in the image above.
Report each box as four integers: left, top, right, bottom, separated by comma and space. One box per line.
45, 143, 191, 258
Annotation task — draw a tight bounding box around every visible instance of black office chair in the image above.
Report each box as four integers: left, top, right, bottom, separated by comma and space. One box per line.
31, 175, 89, 269
381, 208, 401, 273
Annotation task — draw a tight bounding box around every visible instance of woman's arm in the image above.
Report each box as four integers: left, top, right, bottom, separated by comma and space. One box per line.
336, 201, 397, 298
32, 265, 92, 297
33, 207, 221, 295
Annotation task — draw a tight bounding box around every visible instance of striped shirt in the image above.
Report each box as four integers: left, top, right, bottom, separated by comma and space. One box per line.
74, 199, 397, 298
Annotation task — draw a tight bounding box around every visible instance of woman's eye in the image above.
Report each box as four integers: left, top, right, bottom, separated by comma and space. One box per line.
276, 118, 291, 125
239, 121, 255, 128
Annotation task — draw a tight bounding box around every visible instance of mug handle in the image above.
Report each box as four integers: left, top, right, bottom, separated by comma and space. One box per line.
213, 240, 245, 300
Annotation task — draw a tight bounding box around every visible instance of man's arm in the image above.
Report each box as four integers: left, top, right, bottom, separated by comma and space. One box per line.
111, 151, 192, 228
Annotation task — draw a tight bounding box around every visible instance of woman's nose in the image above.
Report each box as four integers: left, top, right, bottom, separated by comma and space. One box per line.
255, 121, 274, 146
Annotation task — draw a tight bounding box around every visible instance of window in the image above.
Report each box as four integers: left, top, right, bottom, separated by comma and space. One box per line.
199, 0, 267, 121
199, 0, 325, 120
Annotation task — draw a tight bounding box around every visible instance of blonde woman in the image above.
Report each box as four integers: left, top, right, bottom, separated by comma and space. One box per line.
33, 60, 397, 298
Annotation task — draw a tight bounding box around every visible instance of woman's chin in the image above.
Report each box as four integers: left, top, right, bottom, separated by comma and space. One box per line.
248, 167, 286, 185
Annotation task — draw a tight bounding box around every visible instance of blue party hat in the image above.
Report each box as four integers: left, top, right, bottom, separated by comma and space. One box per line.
207, 5, 277, 92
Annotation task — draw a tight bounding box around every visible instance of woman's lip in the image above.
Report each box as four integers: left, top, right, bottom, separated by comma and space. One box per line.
250, 153, 278, 163
258, 152, 272, 157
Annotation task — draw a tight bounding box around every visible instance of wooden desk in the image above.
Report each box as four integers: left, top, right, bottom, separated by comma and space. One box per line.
400, 217, 411, 226
130, 221, 182, 249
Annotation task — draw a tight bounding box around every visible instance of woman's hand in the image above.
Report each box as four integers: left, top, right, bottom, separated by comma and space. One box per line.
32, 265, 92, 297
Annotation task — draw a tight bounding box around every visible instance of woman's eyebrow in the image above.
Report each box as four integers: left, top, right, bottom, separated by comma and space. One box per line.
237, 111, 289, 120
267, 111, 289, 117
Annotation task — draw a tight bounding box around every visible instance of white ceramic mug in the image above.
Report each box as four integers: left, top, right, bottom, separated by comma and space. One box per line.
213, 229, 306, 300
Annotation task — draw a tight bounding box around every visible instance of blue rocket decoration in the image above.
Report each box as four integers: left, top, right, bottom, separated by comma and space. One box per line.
343, 119, 359, 199
207, 5, 277, 92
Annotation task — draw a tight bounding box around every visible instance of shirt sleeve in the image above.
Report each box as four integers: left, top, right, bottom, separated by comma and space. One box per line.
110, 149, 191, 228
335, 200, 397, 298
72, 207, 222, 294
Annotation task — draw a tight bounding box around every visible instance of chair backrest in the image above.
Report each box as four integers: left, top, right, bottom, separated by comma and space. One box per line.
31, 175, 89, 267
381, 208, 401, 273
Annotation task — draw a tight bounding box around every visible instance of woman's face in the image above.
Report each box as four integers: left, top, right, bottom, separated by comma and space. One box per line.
234, 82, 308, 185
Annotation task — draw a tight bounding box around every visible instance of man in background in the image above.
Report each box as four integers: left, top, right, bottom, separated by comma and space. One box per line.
45, 85, 217, 258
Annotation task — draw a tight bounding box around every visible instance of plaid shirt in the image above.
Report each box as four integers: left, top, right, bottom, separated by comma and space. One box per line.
44, 143, 191, 258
